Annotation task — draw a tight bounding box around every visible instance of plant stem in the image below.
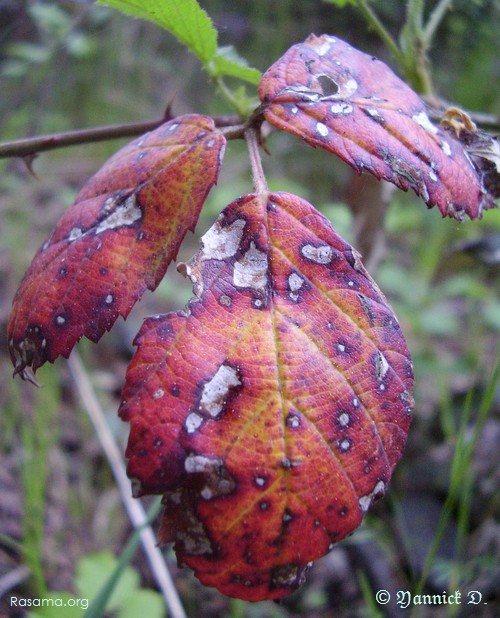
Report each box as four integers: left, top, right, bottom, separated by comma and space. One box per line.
423, 0, 454, 44
0, 118, 167, 159
0, 114, 242, 159
67, 352, 187, 618
354, 0, 405, 66
245, 128, 268, 195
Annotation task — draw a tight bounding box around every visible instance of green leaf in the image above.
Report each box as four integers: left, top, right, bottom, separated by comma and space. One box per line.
210, 45, 262, 85
323, 0, 357, 7
118, 590, 165, 618
98, 0, 217, 63
75, 551, 139, 612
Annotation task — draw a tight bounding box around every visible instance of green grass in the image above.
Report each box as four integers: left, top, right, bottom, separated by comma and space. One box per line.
20, 365, 61, 597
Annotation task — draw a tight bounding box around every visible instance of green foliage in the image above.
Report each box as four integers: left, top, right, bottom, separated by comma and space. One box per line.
21, 365, 61, 597
98, 0, 217, 62
97, 0, 261, 86
27, 550, 164, 618
323, 0, 356, 7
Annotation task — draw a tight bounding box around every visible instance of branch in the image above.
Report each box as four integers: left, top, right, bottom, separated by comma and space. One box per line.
0, 114, 242, 159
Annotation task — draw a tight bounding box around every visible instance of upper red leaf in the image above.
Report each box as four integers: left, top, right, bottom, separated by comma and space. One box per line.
259, 34, 495, 220
119, 191, 414, 601
8, 115, 225, 378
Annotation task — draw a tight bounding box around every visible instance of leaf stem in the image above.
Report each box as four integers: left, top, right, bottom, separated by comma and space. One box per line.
423, 0, 454, 45
353, 0, 405, 66
245, 128, 268, 195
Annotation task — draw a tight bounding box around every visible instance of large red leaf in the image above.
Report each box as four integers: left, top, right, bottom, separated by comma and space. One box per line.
8, 114, 225, 379
119, 191, 414, 601
259, 34, 494, 220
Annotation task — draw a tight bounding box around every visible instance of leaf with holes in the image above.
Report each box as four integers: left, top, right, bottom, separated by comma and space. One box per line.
8, 114, 226, 380
119, 191, 414, 601
259, 34, 495, 220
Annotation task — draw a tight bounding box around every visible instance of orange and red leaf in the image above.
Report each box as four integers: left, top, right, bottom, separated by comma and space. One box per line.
8, 114, 225, 378
119, 191, 414, 601
259, 34, 494, 220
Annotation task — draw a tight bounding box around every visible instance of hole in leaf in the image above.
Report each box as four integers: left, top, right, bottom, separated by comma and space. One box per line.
317, 74, 339, 96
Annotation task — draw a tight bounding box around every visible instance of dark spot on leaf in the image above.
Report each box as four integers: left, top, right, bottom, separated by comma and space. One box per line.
259, 501, 270, 511
304, 59, 314, 72
58, 266, 68, 278
270, 563, 307, 590
286, 413, 301, 429
282, 509, 294, 523
171, 384, 180, 397
317, 74, 339, 96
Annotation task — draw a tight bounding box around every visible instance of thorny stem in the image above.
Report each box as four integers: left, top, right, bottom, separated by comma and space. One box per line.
245, 127, 268, 195
0, 114, 242, 160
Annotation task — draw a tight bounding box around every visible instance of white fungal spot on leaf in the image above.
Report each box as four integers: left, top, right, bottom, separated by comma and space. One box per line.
365, 107, 385, 123
200, 363, 241, 418
316, 122, 329, 137
185, 412, 203, 433
152, 388, 164, 400
95, 194, 142, 234
412, 111, 438, 135
314, 39, 332, 56
288, 273, 303, 291
441, 140, 452, 157
301, 244, 332, 264
288, 272, 304, 301
330, 102, 353, 115
68, 227, 83, 241
201, 217, 246, 261
338, 412, 350, 427
184, 454, 220, 474
375, 351, 389, 381
233, 242, 268, 292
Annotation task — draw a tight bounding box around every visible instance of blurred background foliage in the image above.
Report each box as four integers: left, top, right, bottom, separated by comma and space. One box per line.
0, 1, 499, 617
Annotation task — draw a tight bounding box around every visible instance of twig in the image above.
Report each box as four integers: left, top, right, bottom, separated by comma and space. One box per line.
245, 127, 268, 195
67, 352, 187, 618
0, 114, 242, 159
0, 566, 31, 600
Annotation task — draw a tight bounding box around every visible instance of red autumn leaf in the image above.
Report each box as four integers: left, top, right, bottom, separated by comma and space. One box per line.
259, 34, 495, 220
8, 114, 226, 379
119, 191, 414, 601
